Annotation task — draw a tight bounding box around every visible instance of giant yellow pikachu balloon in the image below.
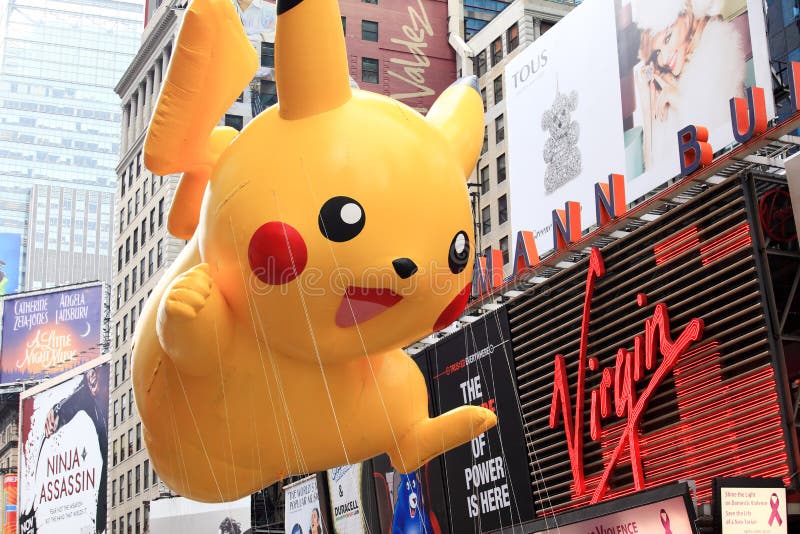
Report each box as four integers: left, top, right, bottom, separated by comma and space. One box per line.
132, 0, 494, 501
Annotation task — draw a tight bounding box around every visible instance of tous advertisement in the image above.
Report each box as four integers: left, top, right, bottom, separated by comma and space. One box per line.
505, 0, 772, 254
0, 284, 103, 385
18, 358, 109, 534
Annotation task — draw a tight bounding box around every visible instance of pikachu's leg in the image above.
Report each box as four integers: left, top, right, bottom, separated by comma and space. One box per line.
156, 263, 233, 377
371, 350, 497, 473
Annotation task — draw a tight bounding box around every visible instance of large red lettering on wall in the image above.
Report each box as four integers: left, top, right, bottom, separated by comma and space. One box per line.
549, 247, 704, 503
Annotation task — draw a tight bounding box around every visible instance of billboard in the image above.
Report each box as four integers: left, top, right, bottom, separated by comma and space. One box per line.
424, 309, 535, 532
505, 0, 773, 254
509, 177, 794, 514
3, 474, 17, 534
149, 496, 251, 534
285, 476, 325, 534
0, 234, 21, 296
327, 464, 368, 534
713, 478, 788, 534
0, 284, 104, 384
18, 358, 109, 534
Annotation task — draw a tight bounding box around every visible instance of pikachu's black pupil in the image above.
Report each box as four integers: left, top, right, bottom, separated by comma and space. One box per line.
319, 196, 365, 242
448, 231, 470, 274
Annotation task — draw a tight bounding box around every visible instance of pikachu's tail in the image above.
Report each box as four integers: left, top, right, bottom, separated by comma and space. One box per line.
143, 0, 258, 239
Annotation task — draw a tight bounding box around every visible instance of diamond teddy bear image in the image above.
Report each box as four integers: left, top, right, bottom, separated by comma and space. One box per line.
542, 89, 582, 194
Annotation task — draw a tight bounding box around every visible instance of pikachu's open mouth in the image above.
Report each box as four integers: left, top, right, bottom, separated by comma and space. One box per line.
336, 286, 403, 327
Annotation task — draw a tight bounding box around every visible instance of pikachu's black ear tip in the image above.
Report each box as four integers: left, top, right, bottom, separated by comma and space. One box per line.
448, 75, 480, 95
277, 0, 304, 15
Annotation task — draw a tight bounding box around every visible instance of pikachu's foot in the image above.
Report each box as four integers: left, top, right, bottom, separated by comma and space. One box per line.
388, 406, 497, 473
156, 263, 232, 375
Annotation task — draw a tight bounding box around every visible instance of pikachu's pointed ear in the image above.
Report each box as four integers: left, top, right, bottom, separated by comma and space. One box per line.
426, 76, 485, 179
144, 0, 257, 175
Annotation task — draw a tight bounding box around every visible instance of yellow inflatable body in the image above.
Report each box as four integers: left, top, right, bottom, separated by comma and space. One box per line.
132, 0, 495, 502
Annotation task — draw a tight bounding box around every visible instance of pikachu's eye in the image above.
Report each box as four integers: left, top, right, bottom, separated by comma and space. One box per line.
319, 196, 365, 242
448, 231, 470, 274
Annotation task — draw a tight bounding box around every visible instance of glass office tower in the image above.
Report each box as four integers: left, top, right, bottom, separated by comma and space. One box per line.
0, 0, 143, 289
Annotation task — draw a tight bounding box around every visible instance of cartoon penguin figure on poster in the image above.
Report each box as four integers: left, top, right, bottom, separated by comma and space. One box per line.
392, 473, 434, 534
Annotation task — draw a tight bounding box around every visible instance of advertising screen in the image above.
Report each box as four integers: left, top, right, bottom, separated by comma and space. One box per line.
285, 476, 324, 534
424, 309, 535, 532
18, 359, 109, 534
0, 233, 21, 296
505, 0, 773, 254
149, 496, 251, 534
0, 284, 104, 384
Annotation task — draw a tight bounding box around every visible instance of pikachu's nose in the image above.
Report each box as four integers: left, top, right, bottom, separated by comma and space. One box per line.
392, 258, 418, 280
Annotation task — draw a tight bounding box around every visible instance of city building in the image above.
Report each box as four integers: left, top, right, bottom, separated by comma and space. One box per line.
340, 0, 456, 113
449, 0, 577, 272
0, 0, 145, 291
23, 184, 115, 290
110, 1, 185, 532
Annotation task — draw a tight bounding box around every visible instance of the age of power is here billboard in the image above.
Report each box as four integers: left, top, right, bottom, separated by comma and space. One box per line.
505, 0, 773, 254
0, 284, 103, 385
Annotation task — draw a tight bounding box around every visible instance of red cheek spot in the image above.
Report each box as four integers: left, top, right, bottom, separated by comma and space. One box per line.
433, 283, 471, 331
248, 221, 308, 285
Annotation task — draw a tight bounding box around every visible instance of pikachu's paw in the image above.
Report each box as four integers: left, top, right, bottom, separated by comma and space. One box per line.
162, 263, 213, 320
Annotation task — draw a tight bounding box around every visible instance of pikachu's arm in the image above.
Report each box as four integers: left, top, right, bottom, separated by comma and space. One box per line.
144, 0, 257, 176
168, 127, 238, 239
157, 263, 233, 377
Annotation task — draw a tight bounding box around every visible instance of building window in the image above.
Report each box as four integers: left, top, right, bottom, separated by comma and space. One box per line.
141, 220, 146, 246
129, 389, 134, 419
157, 239, 164, 267
480, 166, 490, 195
127, 510, 132, 533
119, 209, 124, 234
481, 125, 488, 155
341, 16, 346, 33
125, 238, 130, 263
541, 21, 554, 35
117, 247, 123, 272
115, 322, 120, 349
362, 20, 378, 41
112, 480, 117, 507
497, 154, 506, 183
261, 42, 274, 68
480, 88, 487, 111
494, 75, 503, 105
362, 0, 377, 4
122, 354, 128, 382
140, 259, 145, 285
128, 428, 134, 456
114, 361, 119, 388
136, 508, 141, 534
482, 206, 491, 235
495, 114, 504, 143
148, 248, 154, 275
121, 393, 126, 422
158, 198, 164, 227
135, 189, 140, 214
149, 208, 155, 235
135, 466, 141, 494
144, 459, 150, 488
507, 23, 519, 52
113, 439, 118, 465
127, 199, 132, 224
136, 423, 142, 451
498, 195, 508, 225
500, 235, 509, 264
114, 400, 119, 427
121, 173, 126, 197
491, 37, 503, 66
112, 520, 117, 534
133, 229, 138, 255
259, 80, 278, 108
120, 434, 126, 462
224, 114, 243, 131
143, 178, 149, 203
475, 50, 487, 77
361, 57, 379, 84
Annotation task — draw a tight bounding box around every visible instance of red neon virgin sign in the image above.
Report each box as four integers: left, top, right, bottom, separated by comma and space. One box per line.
549, 248, 705, 502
